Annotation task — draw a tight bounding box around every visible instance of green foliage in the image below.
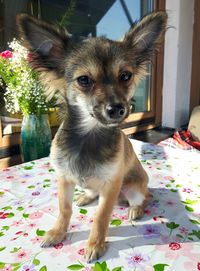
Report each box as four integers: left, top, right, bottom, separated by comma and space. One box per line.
79, 208, 87, 214
58, 0, 76, 27
39, 266, 47, 271
185, 206, 194, 212
166, 222, 179, 230
189, 219, 200, 225
110, 219, 122, 226
36, 228, 46, 236
153, 264, 169, 271
67, 264, 84, 270
23, 165, 34, 170
182, 199, 198, 205
22, 213, 29, 218
190, 230, 200, 240
33, 258, 40, 266
67, 261, 122, 271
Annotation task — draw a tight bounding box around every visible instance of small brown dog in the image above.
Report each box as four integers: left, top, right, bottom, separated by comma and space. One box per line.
17, 11, 167, 262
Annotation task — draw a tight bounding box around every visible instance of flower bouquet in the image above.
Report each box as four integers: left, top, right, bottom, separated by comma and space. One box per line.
0, 38, 49, 116
0, 39, 52, 162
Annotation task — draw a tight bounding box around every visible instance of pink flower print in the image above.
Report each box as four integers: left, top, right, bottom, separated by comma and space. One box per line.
119, 214, 128, 221
26, 222, 37, 229
157, 242, 197, 261
169, 242, 181, 250
14, 249, 31, 261
22, 264, 37, 271
111, 213, 118, 218
179, 227, 189, 235
117, 206, 126, 211
53, 242, 64, 249
182, 188, 193, 193
39, 163, 51, 169
3, 168, 10, 172
52, 192, 58, 197
38, 172, 46, 176
6, 175, 14, 180
76, 214, 88, 221
30, 236, 43, 244
144, 209, 152, 215
62, 241, 86, 261
0, 211, 9, 219
192, 212, 200, 219
126, 250, 150, 269
42, 205, 56, 214
164, 176, 174, 180
32, 191, 40, 196
48, 242, 65, 257
29, 211, 43, 220
12, 200, 23, 206
138, 224, 161, 239
15, 231, 23, 235
78, 248, 85, 255
11, 220, 24, 227
0, 50, 13, 58
165, 200, 176, 207
153, 216, 165, 224
69, 223, 82, 231
184, 261, 200, 270
2, 265, 12, 271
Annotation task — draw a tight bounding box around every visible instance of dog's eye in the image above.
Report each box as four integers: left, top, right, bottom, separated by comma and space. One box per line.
119, 71, 132, 82
77, 76, 93, 87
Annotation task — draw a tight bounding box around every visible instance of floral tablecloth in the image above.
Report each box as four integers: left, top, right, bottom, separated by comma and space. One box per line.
0, 139, 200, 271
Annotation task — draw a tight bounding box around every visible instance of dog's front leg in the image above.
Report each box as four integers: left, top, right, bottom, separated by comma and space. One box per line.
85, 177, 122, 262
41, 176, 75, 247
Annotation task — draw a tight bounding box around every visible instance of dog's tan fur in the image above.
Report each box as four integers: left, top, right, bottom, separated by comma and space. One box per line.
17, 11, 167, 262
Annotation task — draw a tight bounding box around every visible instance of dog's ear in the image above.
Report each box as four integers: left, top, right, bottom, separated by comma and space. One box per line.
16, 14, 70, 74
123, 11, 167, 64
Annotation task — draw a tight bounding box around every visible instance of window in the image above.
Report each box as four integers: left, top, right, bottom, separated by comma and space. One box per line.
0, 0, 165, 134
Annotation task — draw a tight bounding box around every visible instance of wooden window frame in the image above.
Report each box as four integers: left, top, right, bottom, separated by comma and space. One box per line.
190, 0, 200, 112
122, 0, 166, 135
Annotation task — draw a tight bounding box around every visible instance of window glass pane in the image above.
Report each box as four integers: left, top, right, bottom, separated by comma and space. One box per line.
0, 0, 154, 116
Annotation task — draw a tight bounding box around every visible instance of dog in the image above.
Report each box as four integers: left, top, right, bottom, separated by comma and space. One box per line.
17, 11, 167, 262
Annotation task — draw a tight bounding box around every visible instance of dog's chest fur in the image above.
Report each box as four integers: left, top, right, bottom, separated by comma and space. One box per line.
50, 106, 121, 186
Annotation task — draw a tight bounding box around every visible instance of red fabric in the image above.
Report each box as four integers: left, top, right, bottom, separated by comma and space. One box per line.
173, 130, 200, 151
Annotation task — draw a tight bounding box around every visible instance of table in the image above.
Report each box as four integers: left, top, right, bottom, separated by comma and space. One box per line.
0, 139, 200, 271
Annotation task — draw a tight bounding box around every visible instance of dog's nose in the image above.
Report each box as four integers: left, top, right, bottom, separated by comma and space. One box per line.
106, 103, 126, 119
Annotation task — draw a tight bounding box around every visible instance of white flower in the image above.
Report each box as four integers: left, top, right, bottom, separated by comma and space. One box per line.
1, 38, 50, 115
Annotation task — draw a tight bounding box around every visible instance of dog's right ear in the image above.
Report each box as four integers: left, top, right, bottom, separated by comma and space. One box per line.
16, 14, 70, 74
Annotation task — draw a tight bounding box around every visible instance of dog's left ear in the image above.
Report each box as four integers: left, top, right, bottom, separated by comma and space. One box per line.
123, 11, 167, 64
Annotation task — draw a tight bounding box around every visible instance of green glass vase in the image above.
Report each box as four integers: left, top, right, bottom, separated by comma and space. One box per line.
20, 114, 52, 162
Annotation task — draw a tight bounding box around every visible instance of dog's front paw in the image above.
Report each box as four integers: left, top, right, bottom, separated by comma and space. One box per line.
76, 193, 95, 206
85, 241, 106, 263
128, 206, 144, 220
40, 229, 66, 247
